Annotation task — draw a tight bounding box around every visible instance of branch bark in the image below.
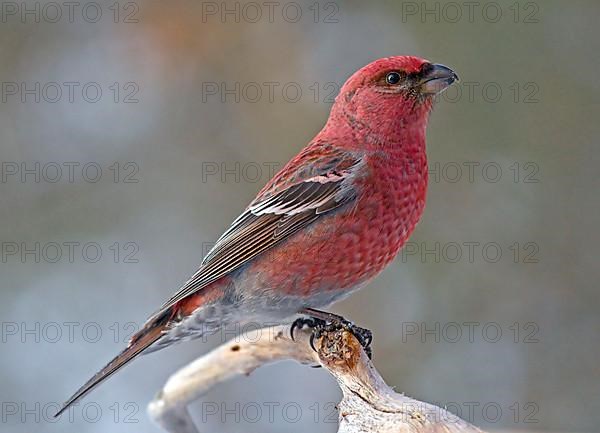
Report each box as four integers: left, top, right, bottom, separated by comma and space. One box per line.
147, 325, 485, 433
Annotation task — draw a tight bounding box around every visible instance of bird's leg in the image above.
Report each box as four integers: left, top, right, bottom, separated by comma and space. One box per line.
291, 307, 373, 359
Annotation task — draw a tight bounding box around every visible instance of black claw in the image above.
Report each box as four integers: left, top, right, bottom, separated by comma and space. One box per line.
309, 333, 317, 352
290, 321, 298, 341
290, 316, 324, 343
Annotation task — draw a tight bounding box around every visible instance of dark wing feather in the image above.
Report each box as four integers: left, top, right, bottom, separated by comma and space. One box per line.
155, 149, 364, 313
56, 147, 364, 418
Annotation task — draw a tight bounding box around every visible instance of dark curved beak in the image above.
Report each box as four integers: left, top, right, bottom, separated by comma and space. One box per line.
418, 63, 459, 95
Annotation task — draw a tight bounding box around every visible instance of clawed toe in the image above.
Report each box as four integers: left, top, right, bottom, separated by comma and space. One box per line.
290, 316, 325, 341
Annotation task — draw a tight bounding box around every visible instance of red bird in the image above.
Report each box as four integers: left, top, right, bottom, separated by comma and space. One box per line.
56, 56, 458, 416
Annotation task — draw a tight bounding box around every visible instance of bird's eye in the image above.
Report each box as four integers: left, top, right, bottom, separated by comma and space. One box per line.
386, 72, 401, 85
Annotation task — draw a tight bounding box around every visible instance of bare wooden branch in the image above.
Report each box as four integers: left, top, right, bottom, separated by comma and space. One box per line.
148, 326, 485, 433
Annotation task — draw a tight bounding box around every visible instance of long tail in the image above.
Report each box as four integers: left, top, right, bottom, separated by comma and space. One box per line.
54, 309, 172, 417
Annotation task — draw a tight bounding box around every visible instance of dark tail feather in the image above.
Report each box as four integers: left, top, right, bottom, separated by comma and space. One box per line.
54, 310, 171, 417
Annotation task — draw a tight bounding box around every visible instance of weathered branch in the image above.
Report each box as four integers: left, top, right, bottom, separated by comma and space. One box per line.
148, 326, 485, 433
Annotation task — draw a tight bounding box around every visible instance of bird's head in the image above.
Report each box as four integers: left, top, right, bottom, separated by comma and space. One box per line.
327, 56, 458, 146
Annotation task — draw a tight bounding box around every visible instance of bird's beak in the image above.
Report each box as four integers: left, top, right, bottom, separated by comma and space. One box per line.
418, 63, 459, 95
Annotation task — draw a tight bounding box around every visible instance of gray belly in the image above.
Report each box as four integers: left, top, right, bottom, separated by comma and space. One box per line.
147, 276, 366, 352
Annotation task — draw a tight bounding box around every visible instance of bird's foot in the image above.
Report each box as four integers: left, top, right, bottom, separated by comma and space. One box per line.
290, 308, 373, 359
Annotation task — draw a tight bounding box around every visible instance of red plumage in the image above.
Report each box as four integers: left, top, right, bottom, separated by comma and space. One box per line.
56, 56, 458, 416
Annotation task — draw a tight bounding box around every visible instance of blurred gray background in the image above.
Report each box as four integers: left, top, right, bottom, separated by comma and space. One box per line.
1, 0, 598, 432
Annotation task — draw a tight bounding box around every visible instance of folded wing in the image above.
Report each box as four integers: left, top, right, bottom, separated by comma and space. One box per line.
156, 145, 365, 313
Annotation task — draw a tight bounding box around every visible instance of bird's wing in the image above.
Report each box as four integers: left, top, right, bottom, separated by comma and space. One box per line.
55, 145, 365, 418
156, 145, 365, 313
